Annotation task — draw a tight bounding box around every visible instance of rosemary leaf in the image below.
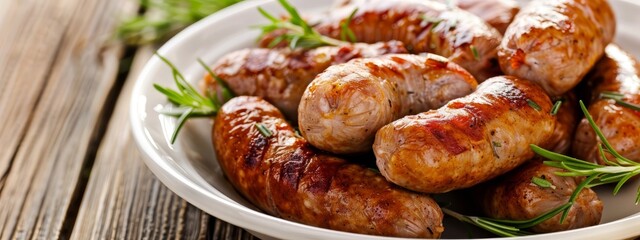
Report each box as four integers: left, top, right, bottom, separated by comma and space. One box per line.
470, 45, 480, 60
551, 100, 563, 115
531, 176, 555, 189
601, 91, 640, 111
340, 8, 358, 42
526, 99, 541, 111
197, 58, 235, 102
258, 0, 348, 49
255, 123, 273, 137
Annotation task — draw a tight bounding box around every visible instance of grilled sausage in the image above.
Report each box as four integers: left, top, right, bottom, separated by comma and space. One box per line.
448, 0, 519, 34
287, 0, 503, 81
333, 0, 519, 34
573, 45, 640, 164
374, 76, 556, 193
213, 96, 445, 238
498, 0, 616, 96
298, 54, 478, 154
479, 159, 603, 233
203, 41, 407, 121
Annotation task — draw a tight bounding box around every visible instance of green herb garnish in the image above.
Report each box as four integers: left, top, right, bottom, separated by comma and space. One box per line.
526, 99, 541, 111
532, 176, 556, 189
118, 0, 243, 45
258, 0, 348, 49
600, 91, 640, 111
255, 123, 273, 137
531, 100, 640, 211
153, 53, 234, 143
470, 45, 480, 60
340, 8, 358, 42
442, 203, 571, 237
551, 100, 563, 115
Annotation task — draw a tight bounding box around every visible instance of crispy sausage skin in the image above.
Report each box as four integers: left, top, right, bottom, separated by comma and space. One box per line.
498, 0, 616, 96
479, 160, 603, 233
298, 54, 478, 154
449, 0, 519, 34
573, 45, 640, 164
374, 76, 556, 193
308, 0, 503, 81
213, 96, 445, 238
203, 41, 407, 121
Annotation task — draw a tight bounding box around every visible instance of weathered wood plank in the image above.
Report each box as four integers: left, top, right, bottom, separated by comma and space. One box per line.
0, 0, 135, 238
70, 47, 257, 240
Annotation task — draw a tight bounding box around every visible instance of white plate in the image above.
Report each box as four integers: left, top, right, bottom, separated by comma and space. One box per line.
130, 0, 640, 239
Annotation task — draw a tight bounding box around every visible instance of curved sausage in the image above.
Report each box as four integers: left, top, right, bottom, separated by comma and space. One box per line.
309, 0, 503, 81
449, 0, 519, 34
498, 0, 616, 96
572, 45, 640, 164
203, 41, 407, 121
298, 54, 478, 154
479, 159, 603, 233
213, 96, 444, 238
374, 76, 556, 193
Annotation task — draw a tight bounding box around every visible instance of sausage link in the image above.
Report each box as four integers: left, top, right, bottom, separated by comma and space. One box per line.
572, 45, 640, 164
298, 54, 477, 154
498, 0, 616, 96
333, 0, 519, 34
542, 93, 579, 154
479, 159, 603, 233
374, 76, 556, 193
213, 96, 444, 238
311, 0, 503, 81
204, 41, 407, 121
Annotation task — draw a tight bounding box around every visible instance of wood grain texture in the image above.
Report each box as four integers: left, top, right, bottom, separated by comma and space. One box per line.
0, 0, 134, 238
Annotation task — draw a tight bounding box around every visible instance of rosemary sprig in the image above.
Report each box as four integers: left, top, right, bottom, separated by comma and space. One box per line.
154, 53, 234, 143
118, 0, 243, 45
446, 99, 640, 236
600, 91, 640, 111
442, 203, 571, 237
258, 0, 351, 49
531, 100, 640, 206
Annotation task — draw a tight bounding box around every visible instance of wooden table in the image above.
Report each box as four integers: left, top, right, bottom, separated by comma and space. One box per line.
0, 0, 256, 239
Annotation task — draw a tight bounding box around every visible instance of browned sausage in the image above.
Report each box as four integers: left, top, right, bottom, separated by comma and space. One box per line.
573, 45, 640, 164
449, 0, 519, 34
283, 0, 503, 81
374, 76, 556, 193
498, 0, 616, 96
213, 96, 444, 238
479, 159, 603, 233
203, 41, 407, 121
332, 0, 519, 34
298, 54, 478, 154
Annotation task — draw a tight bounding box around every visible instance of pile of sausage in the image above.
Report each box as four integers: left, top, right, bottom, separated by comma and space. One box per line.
200, 0, 640, 238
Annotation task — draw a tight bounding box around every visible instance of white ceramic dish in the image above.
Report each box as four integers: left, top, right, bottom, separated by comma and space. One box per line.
130, 0, 640, 239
